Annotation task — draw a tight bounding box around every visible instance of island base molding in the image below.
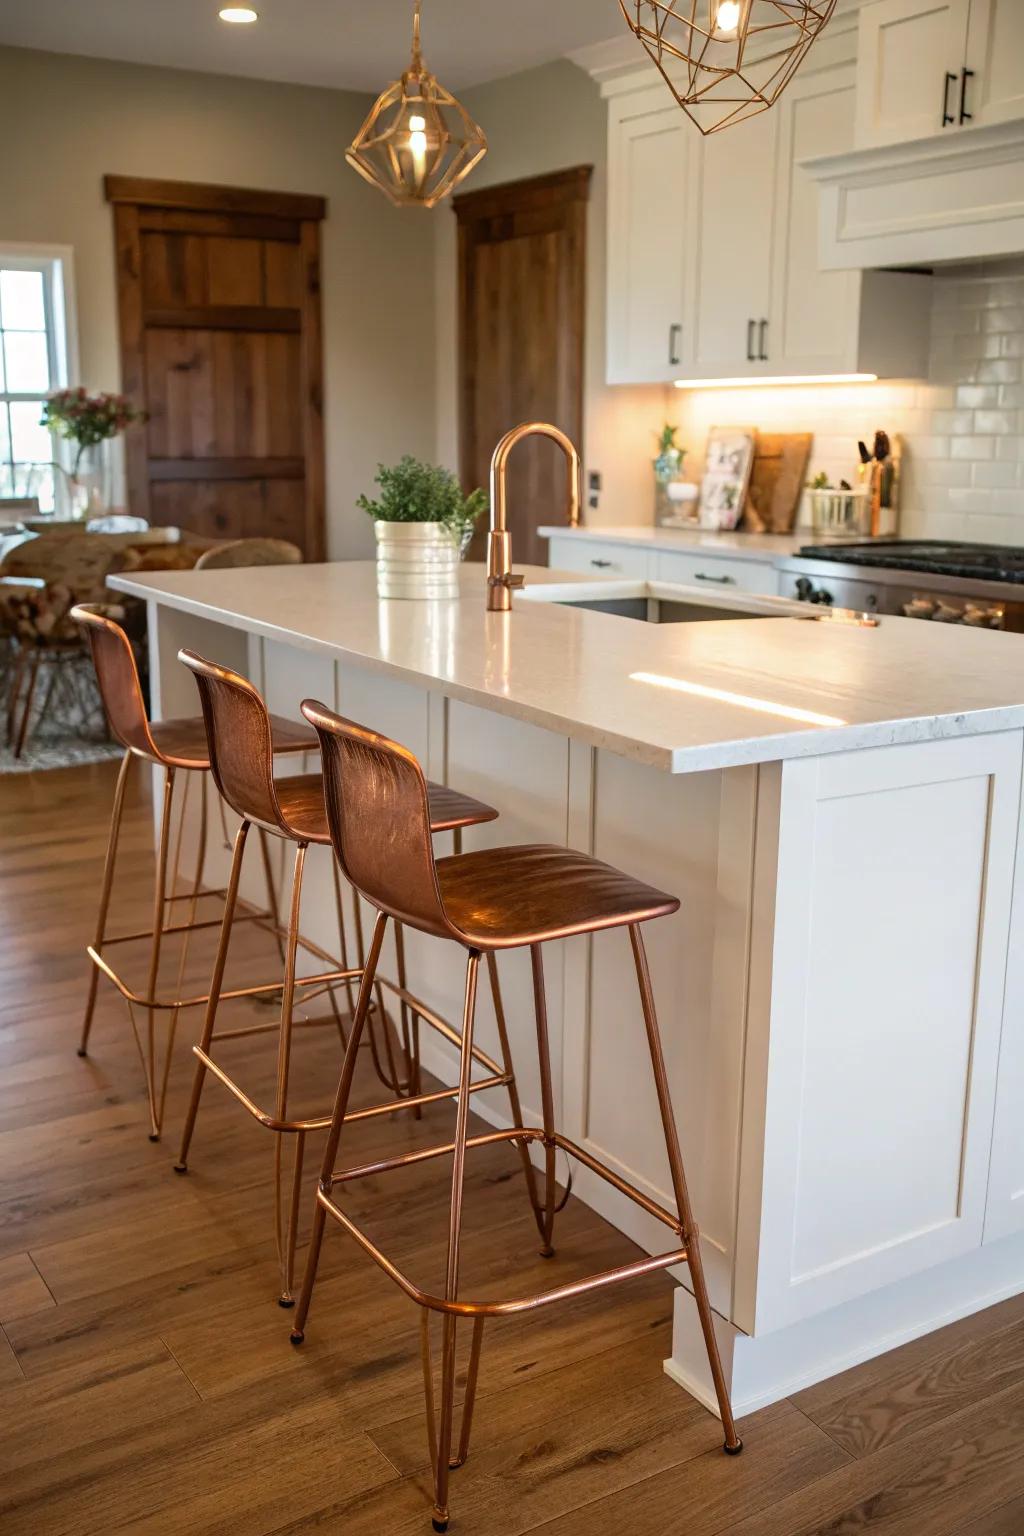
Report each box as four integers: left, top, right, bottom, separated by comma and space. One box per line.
667, 1227, 1024, 1419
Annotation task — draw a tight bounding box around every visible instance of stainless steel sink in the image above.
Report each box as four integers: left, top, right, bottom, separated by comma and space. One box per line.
520, 579, 806, 623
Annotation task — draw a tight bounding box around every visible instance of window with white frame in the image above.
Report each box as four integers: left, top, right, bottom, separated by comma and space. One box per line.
0, 252, 73, 513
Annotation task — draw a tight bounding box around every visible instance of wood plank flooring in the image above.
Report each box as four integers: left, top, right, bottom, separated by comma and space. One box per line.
1, 759, 1022, 1534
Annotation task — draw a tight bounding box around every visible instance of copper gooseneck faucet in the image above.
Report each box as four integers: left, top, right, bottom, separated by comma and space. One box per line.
486, 422, 582, 612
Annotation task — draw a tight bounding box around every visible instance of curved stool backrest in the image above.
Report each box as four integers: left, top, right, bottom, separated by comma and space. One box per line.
178, 649, 284, 833
71, 603, 157, 760
302, 698, 451, 940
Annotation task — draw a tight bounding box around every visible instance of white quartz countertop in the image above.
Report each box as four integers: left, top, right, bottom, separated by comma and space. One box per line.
538, 523, 813, 562
110, 560, 1024, 774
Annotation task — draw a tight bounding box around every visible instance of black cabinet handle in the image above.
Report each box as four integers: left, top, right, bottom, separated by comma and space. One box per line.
758, 318, 769, 362
590, 558, 612, 568
746, 318, 756, 362
668, 322, 682, 367
942, 70, 957, 125
959, 67, 974, 124
695, 571, 736, 585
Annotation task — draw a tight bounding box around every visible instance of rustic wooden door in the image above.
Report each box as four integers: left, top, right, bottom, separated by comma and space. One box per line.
456, 167, 590, 566
105, 176, 326, 559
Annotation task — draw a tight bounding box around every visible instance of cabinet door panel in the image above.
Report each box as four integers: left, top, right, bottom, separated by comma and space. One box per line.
607, 95, 691, 384
751, 733, 1021, 1334
855, 0, 971, 148
655, 549, 779, 595
547, 535, 650, 578
690, 112, 778, 375
771, 64, 861, 376
965, 0, 1024, 128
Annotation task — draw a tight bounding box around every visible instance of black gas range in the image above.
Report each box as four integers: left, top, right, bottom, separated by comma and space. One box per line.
778, 540, 1024, 630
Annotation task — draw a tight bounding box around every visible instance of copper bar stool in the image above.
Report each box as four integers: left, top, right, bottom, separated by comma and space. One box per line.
291, 702, 743, 1532
72, 605, 316, 1141
173, 651, 508, 1307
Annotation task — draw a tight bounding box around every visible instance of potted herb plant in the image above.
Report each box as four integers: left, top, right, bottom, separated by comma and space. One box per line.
41, 388, 147, 519
358, 456, 488, 600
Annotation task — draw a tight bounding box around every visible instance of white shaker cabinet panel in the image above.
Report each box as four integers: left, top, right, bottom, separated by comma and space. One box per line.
653, 549, 780, 596
546, 534, 651, 578
964, 0, 1024, 128
689, 111, 778, 377
770, 64, 862, 376
606, 89, 693, 385
855, 0, 972, 148
984, 753, 1024, 1245
747, 732, 1021, 1334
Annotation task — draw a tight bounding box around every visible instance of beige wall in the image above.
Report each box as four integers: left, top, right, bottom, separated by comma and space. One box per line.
0, 45, 437, 558
433, 59, 665, 525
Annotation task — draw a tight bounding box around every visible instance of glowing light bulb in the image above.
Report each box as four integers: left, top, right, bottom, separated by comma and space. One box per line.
714, 0, 741, 34
219, 7, 258, 22
408, 114, 428, 184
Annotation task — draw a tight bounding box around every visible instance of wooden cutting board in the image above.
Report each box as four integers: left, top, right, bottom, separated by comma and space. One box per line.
742, 432, 812, 533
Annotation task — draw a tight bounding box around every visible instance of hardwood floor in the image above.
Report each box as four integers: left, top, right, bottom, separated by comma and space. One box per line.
1, 759, 1022, 1534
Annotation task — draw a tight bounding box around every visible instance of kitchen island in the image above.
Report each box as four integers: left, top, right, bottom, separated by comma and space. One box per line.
109, 558, 1024, 1419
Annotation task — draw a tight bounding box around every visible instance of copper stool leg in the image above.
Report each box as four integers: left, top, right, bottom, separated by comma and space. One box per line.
530, 945, 559, 1258
125, 765, 175, 1142
430, 948, 480, 1533
629, 924, 742, 1455
486, 952, 545, 1240
274, 840, 308, 1307
79, 748, 133, 1058
175, 818, 252, 1173
290, 911, 390, 1341
156, 772, 209, 1135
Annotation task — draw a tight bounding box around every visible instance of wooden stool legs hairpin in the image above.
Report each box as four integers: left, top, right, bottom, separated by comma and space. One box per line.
172, 650, 502, 1306
292, 701, 742, 1533
72, 605, 315, 1141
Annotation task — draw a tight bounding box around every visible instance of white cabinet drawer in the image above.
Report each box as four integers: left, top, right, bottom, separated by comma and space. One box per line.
546, 537, 651, 579
654, 549, 780, 596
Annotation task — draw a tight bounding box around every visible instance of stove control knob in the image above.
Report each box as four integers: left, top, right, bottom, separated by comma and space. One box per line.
795, 577, 834, 606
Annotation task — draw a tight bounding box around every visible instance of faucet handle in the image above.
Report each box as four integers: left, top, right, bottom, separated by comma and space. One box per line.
488, 571, 525, 590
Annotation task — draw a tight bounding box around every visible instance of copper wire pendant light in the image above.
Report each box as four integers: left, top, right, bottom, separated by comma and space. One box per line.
619, 0, 837, 135
347, 0, 487, 208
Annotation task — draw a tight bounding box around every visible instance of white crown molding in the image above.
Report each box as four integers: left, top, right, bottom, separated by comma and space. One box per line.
803, 117, 1024, 269
569, 0, 864, 98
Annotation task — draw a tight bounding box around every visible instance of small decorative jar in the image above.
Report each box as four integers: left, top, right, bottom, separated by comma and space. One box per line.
653, 425, 686, 524
375, 521, 460, 600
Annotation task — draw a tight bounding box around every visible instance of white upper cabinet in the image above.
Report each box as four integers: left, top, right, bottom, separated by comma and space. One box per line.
856, 0, 1024, 147
606, 87, 694, 385
604, 31, 931, 386
689, 111, 778, 377
855, 0, 971, 148
964, 0, 1024, 128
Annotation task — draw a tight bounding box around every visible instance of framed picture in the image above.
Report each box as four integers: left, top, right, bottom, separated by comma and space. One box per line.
699, 427, 756, 531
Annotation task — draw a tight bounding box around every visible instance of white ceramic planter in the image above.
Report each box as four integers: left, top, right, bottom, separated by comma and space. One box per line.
375, 520, 459, 600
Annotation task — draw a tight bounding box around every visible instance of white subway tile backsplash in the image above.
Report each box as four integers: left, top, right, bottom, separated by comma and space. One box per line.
673, 260, 1024, 544
974, 410, 1020, 435
951, 436, 995, 460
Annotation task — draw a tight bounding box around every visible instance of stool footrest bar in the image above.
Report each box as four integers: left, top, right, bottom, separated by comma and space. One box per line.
316, 1183, 687, 1317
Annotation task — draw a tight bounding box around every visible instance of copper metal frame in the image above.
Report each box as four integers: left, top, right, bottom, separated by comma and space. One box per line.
291, 913, 742, 1532
77, 746, 355, 1142
172, 817, 521, 1306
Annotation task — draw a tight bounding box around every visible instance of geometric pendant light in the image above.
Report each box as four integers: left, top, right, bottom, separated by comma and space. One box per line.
618, 0, 838, 135
347, 0, 488, 208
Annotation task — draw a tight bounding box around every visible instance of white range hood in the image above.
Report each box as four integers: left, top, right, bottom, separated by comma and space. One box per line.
802, 118, 1024, 271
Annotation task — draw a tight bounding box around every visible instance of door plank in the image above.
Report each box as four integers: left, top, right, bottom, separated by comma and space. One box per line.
107, 179, 325, 553
456, 166, 590, 564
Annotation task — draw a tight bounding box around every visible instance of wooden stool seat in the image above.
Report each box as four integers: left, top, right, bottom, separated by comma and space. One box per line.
147, 713, 314, 770
435, 843, 678, 948
273, 772, 498, 845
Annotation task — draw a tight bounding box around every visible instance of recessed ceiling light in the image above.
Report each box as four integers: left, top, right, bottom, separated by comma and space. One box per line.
219, 7, 258, 22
